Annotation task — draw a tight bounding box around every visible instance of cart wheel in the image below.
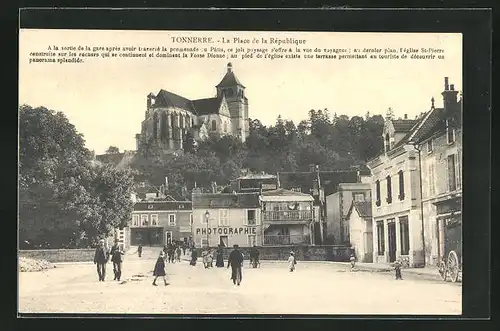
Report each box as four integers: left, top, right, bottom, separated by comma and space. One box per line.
448, 251, 459, 283
438, 260, 447, 281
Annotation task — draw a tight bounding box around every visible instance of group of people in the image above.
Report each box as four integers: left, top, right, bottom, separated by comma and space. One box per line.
162, 242, 184, 263
93, 238, 125, 282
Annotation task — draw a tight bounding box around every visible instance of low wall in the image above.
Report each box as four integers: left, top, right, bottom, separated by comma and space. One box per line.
18, 249, 95, 263
197, 245, 353, 262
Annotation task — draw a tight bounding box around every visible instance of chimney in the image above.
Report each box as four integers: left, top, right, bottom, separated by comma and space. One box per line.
404, 114, 408, 119
442, 77, 459, 114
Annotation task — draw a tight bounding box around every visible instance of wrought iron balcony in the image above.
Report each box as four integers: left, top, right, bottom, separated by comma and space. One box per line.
263, 210, 313, 222
263, 234, 310, 246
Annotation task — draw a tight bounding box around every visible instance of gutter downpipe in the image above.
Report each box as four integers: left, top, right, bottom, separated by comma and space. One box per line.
414, 144, 426, 268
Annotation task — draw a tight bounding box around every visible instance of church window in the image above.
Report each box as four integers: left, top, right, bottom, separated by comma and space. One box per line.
212, 120, 217, 131
224, 121, 228, 133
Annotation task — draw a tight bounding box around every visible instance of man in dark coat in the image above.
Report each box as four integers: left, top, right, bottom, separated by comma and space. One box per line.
190, 246, 198, 266
227, 244, 244, 285
110, 239, 124, 281
249, 245, 260, 268
94, 239, 109, 281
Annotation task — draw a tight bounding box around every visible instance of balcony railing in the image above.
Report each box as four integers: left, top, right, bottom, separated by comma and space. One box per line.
263, 234, 310, 246
263, 210, 313, 221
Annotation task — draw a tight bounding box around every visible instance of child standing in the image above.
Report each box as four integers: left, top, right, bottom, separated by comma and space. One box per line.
137, 244, 143, 258
176, 246, 182, 262
350, 253, 356, 270
394, 259, 403, 280
288, 251, 297, 272
152, 251, 168, 286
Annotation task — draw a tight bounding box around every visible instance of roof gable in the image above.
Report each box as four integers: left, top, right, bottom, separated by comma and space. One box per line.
347, 201, 372, 219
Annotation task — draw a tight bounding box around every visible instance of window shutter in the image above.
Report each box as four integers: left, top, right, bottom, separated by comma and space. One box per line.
224, 210, 230, 226
456, 153, 461, 190
242, 210, 247, 226
255, 209, 261, 225
218, 210, 223, 226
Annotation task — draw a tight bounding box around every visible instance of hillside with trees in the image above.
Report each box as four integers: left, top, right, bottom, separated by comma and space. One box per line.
130, 109, 385, 196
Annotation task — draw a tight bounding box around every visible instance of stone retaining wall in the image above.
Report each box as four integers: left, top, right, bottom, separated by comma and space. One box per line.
18, 249, 95, 263
197, 245, 353, 262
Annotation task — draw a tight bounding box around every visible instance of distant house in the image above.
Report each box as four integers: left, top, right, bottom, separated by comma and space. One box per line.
230, 172, 278, 193
346, 200, 373, 262
191, 192, 261, 248
259, 189, 315, 246
325, 182, 371, 245
277, 167, 369, 244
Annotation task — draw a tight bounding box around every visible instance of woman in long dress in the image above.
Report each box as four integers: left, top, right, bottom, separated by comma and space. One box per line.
152, 251, 168, 286
288, 251, 297, 272
215, 245, 225, 267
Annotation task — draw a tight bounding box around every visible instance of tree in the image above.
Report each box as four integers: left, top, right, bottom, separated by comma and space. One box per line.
105, 146, 120, 154
19, 105, 134, 248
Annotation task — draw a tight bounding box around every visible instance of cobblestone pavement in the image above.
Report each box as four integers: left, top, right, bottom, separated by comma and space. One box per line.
19, 258, 462, 315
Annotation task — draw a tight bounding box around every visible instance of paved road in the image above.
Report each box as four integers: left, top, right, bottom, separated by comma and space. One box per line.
19, 257, 462, 315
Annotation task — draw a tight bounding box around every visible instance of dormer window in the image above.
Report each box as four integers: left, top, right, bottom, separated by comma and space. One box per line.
385, 133, 391, 152
446, 119, 455, 144
427, 139, 433, 153
212, 120, 217, 131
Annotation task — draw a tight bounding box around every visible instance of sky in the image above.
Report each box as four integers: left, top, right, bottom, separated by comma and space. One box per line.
19, 30, 462, 154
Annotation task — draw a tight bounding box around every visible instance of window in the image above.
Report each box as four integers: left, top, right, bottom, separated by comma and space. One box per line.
165, 231, 172, 244
446, 120, 455, 144
399, 216, 410, 255
220, 236, 229, 247
218, 209, 229, 226
456, 152, 462, 190
375, 180, 381, 207
386, 175, 392, 204
211, 120, 217, 131
132, 215, 139, 226
398, 170, 405, 200
385, 133, 390, 152
247, 209, 256, 226
168, 214, 176, 226
141, 214, 148, 226
190, 213, 193, 225
151, 214, 158, 226
377, 221, 385, 255
226, 88, 234, 97
447, 154, 457, 192
427, 139, 433, 153
224, 121, 228, 133
248, 235, 256, 247
353, 193, 365, 202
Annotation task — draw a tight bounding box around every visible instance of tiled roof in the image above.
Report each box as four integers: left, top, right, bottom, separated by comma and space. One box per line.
155, 89, 197, 113
216, 71, 245, 88
192, 193, 260, 209
392, 119, 418, 132
353, 201, 372, 218
133, 201, 192, 211
260, 188, 312, 197
392, 107, 446, 149
192, 97, 222, 115
277, 171, 361, 202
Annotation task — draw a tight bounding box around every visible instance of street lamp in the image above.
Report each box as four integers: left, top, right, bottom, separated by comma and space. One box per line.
205, 210, 210, 248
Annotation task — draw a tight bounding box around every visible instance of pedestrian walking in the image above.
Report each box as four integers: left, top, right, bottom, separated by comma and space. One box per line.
152, 251, 168, 286
350, 253, 356, 270
394, 259, 403, 280
110, 239, 124, 281
94, 239, 109, 281
182, 243, 186, 256
288, 251, 297, 272
176, 245, 182, 262
190, 246, 198, 266
227, 244, 244, 286
137, 244, 143, 258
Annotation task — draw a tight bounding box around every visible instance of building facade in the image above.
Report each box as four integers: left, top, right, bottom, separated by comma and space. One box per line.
129, 200, 192, 246
367, 76, 461, 268
417, 78, 462, 266
260, 189, 315, 246
135, 62, 249, 153
325, 182, 371, 245
346, 201, 373, 262
191, 192, 261, 248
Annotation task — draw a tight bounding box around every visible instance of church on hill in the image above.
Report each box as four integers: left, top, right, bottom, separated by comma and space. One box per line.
135, 62, 249, 153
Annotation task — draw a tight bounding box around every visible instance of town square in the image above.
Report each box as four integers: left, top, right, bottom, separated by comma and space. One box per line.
18, 29, 464, 316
